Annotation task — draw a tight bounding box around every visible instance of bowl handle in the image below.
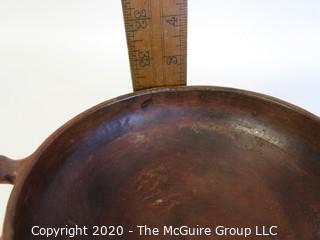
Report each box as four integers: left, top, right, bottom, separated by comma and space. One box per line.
0, 155, 22, 185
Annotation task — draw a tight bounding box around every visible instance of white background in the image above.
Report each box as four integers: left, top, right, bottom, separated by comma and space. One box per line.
0, 0, 319, 232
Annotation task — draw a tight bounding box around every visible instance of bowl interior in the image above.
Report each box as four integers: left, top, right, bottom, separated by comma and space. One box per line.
9, 88, 320, 239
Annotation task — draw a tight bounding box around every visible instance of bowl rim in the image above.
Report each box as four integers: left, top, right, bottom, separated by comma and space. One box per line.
3, 85, 319, 239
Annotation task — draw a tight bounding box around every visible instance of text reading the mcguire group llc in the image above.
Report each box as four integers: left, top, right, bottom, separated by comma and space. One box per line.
31, 225, 278, 238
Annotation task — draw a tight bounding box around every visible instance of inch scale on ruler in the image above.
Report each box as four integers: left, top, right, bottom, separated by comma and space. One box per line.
122, 0, 187, 91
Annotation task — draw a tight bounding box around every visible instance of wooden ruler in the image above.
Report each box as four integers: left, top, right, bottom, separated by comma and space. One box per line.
121, 0, 187, 91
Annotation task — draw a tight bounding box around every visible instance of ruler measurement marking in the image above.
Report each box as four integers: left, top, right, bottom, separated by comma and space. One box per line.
125, 17, 151, 21
161, 14, 184, 18
147, 0, 154, 84
122, 0, 187, 90
180, 0, 187, 83
160, 0, 167, 84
